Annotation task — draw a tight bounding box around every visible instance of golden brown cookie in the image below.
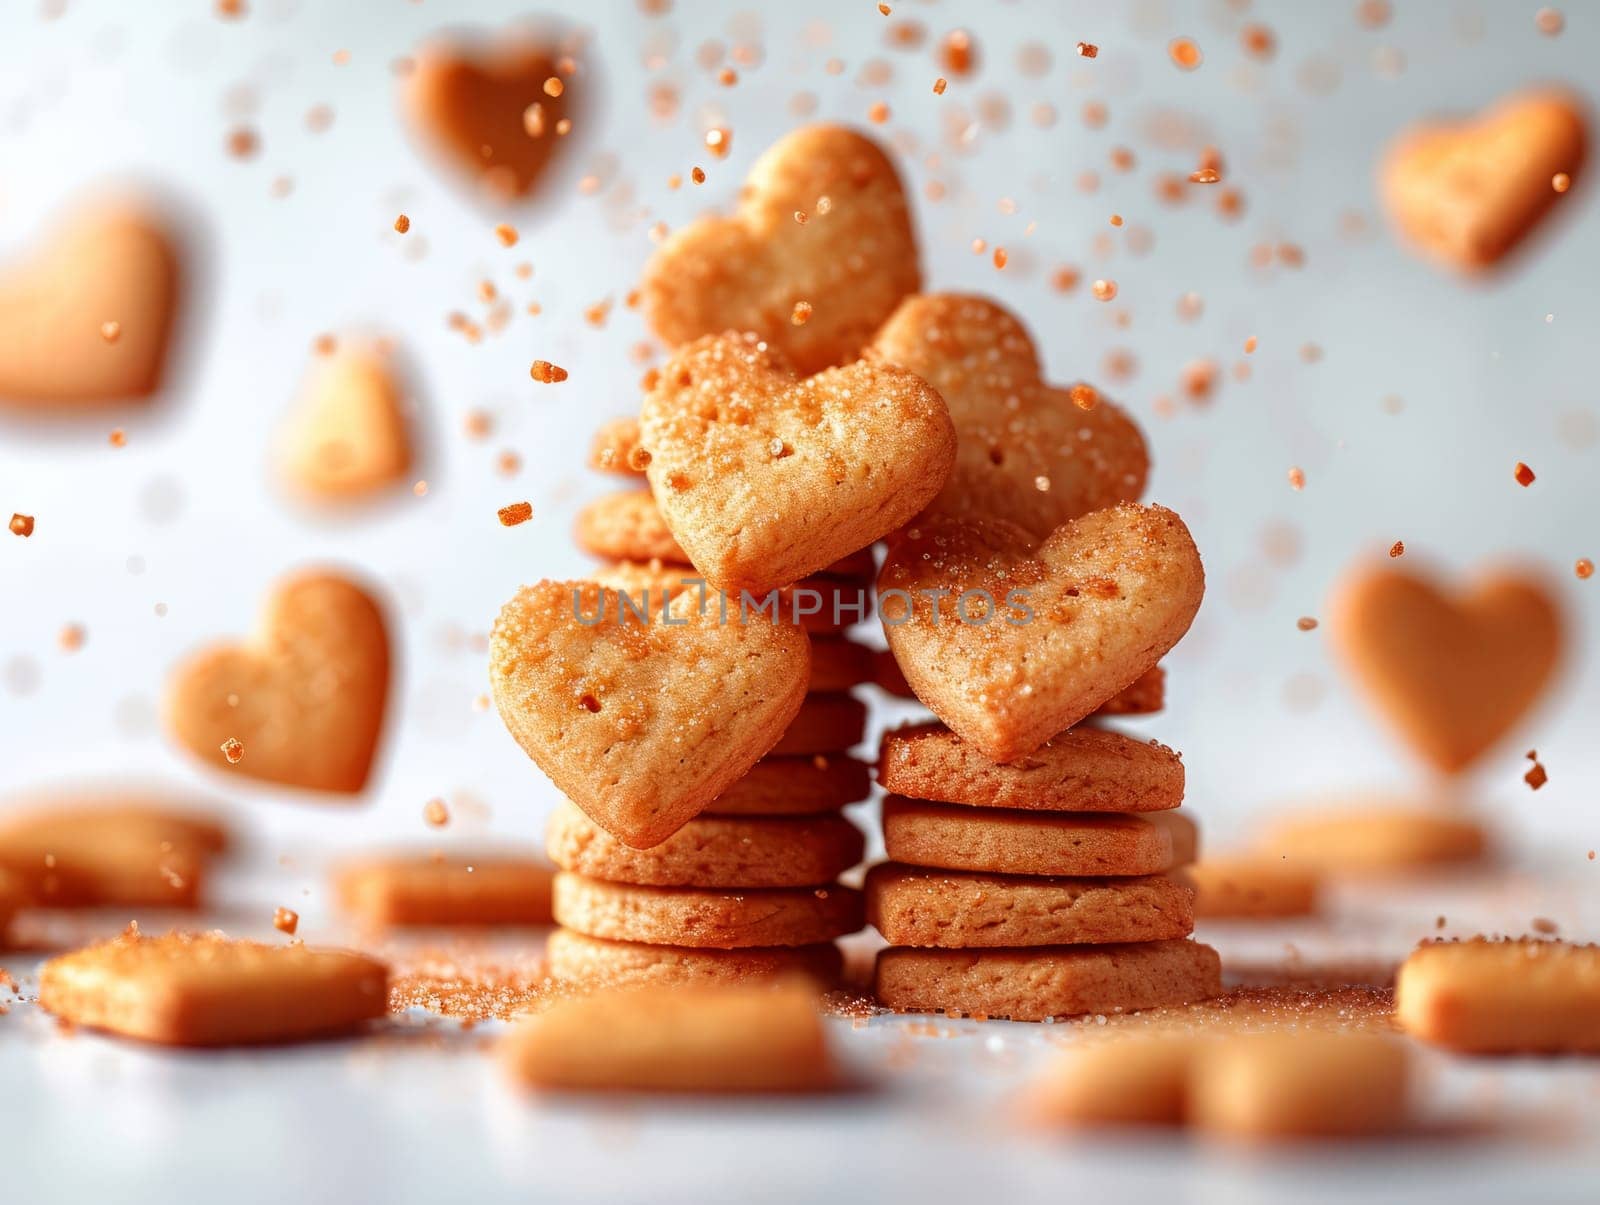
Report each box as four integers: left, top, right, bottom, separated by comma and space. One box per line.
878, 722, 1183, 812
881, 798, 1178, 876
490, 581, 810, 847
553, 873, 863, 948
0, 198, 180, 408
874, 939, 1221, 1022
503, 978, 836, 1093
1025, 1034, 1195, 1128
0, 866, 24, 944
868, 294, 1148, 535
575, 491, 689, 564
589, 560, 869, 637
334, 853, 554, 927
38, 931, 388, 1046
807, 638, 873, 692
866, 864, 1194, 947
1094, 665, 1166, 715
1256, 805, 1488, 875
1156, 811, 1199, 867
1381, 86, 1586, 272
276, 339, 415, 503
1328, 562, 1562, 773
1191, 1032, 1412, 1140
639, 331, 955, 594
400, 32, 577, 204
879, 504, 1204, 762
165, 570, 391, 794
701, 754, 871, 816
641, 124, 920, 375
546, 802, 864, 888
546, 928, 842, 990
1395, 938, 1600, 1053
769, 693, 868, 755
1188, 856, 1319, 920
588, 416, 647, 475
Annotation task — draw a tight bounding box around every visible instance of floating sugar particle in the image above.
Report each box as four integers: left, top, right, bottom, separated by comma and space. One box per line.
495, 224, 518, 246
1390, 540, 1405, 558
1296, 617, 1318, 632
1552, 172, 1571, 193
791, 301, 813, 325
933, 77, 947, 95
1576, 558, 1593, 580
868, 101, 890, 124
1243, 335, 1258, 354
992, 246, 1007, 269
1288, 466, 1306, 490
1535, 7, 1564, 36
1525, 750, 1548, 790
100, 321, 121, 343
530, 359, 568, 383
543, 77, 564, 98
1091, 278, 1117, 301
1068, 384, 1099, 411
413, 480, 429, 497
394, 214, 411, 234
1077, 42, 1098, 58
424, 798, 449, 827
1514, 461, 1536, 487
220, 737, 245, 765
498, 501, 533, 527
1168, 37, 1202, 70
9, 513, 34, 538
705, 127, 732, 158
273, 907, 299, 936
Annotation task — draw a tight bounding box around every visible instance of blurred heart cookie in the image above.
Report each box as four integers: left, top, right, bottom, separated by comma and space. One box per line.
402, 33, 577, 204
276, 339, 415, 503
642, 125, 921, 374
868, 294, 1148, 535
1381, 86, 1587, 272
490, 581, 811, 847
0, 199, 179, 407
1328, 562, 1562, 772
165, 571, 391, 793
639, 332, 955, 594
878, 503, 1204, 762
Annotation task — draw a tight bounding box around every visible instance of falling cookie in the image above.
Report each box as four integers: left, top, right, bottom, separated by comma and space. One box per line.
639, 331, 955, 593
1328, 562, 1562, 772
276, 339, 415, 503
879, 504, 1204, 762
1382, 86, 1587, 272
490, 581, 810, 847
868, 294, 1148, 535
401, 31, 577, 204
0, 198, 180, 408
642, 124, 921, 374
164, 570, 392, 794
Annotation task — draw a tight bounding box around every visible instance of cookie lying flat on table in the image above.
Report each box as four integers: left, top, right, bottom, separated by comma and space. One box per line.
588, 416, 647, 475
641, 124, 920, 375
639, 331, 955, 594
1025, 1034, 1195, 1127
546, 801, 865, 888
881, 798, 1180, 877
0, 198, 180, 408
1257, 805, 1488, 875
334, 853, 554, 927
490, 581, 809, 848
769, 693, 867, 755
875, 939, 1220, 1022
276, 339, 415, 504
867, 865, 1194, 947
39, 931, 388, 1046
400, 32, 576, 204
1188, 856, 1319, 919
504, 979, 836, 1094
1381, 86, 1586, 273
868, 294, 1148, 535
547, 928, 842, 990
1328, 562, 1562, 774
575, 491, 689, 564
1396, 938, 1600, 1053
165, 570, 391, 794
0, 868, 24, 944
879, 504, 1203, 762
553, 873, 863, 948
879, 723, 1184, 812
701, 754, 871, 816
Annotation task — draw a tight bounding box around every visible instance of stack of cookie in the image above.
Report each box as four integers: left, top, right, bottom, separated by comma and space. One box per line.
536, 418, 881, 989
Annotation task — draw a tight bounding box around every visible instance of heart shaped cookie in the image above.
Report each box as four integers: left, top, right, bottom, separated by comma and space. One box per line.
401, 32, 576, 204
164, 571, 391, 793
868, 294, 1148, 536
1328, 563, 1562, 773
276, 339, 415, 503
878, 503, 1204, 762
0, 199, 179, 408
639, 332, 955, 594
1381, 86, 1587, 272
642, 125, 921, 375
490, 580, 811, 847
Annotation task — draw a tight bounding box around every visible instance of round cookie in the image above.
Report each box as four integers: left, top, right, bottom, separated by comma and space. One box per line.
573, 490, 689, 563
553, 873, 864, 948
546, 802, 865, 888
874, 939, 1222, 1022
703, 754, 872, 816
866, 865, 1195, 947
770, 693, 867, 755
881, 797, 1179, 877
808, 638, 873, 693
878, 722, 1184, 812
546, 929, 842, 990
